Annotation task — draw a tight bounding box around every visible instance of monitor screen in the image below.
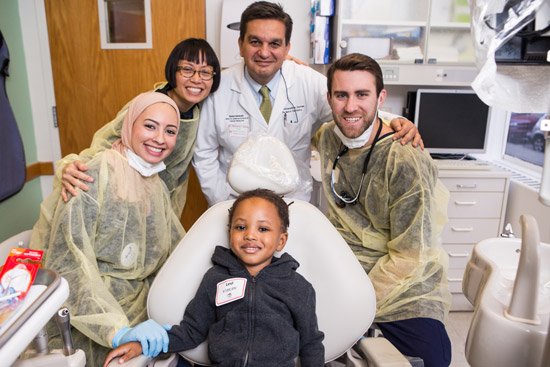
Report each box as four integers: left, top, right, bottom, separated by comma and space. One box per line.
413, 89, 491, 156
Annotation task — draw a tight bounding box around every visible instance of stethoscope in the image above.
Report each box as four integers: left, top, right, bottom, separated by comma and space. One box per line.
280, 69, 299, 125
330, 119, 383, 208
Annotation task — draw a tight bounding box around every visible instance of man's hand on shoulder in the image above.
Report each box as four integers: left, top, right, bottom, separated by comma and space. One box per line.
390, 118, 424, 149
286, 54, 308, 66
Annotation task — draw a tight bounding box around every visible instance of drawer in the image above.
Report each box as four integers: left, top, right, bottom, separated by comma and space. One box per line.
440, 177, 506, 192
451, 293, 474, 311
444, 244, 475, 269
447, 268, 467, 293
442, 218, 500, 243
447, 192, 504, 218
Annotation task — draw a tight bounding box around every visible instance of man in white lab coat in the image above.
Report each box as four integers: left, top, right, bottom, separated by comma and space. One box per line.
193, 1, 420, 205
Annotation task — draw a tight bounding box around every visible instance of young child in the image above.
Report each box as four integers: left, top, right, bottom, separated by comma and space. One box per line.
104, 188, 325, 367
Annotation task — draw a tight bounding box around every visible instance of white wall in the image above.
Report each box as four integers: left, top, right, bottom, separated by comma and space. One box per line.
18, 0, 61, 199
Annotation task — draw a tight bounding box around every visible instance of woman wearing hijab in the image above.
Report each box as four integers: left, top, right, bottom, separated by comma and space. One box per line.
30, 92, 185, 367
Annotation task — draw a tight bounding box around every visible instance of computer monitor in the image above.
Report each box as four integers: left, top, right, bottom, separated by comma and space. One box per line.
413, 89, 491, 157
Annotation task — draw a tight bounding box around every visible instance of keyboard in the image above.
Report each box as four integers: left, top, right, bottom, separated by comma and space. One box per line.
434, 159, 492, 171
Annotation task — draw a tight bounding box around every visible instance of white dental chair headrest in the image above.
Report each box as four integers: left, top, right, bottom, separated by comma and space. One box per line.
227, 132, 300, 195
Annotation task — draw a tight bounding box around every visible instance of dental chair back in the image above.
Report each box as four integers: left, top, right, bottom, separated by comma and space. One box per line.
147, 134, 377, 365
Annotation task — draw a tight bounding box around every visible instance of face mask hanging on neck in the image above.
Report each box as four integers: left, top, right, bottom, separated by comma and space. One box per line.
334, 105, 380, 149
125, 148, 166, 177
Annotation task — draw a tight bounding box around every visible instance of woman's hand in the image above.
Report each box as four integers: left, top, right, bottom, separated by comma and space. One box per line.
112, 320, 171, 358
103, 342, 142, 366
390, 118, 424, 149
60, 160, 93, 202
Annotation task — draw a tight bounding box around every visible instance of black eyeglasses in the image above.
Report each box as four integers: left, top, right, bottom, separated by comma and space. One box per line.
330, 121, 383, 208
176, 66, 216, 81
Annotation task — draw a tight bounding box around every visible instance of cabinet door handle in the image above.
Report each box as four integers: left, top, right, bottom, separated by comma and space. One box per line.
457, 184, 477, 189
448, 252, 470, 257
454, 200, 477, 205
447, 277, 464, 282
451, 226, 473, 232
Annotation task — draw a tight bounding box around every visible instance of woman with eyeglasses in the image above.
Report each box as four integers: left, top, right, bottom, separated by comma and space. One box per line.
57, 38, 221, 217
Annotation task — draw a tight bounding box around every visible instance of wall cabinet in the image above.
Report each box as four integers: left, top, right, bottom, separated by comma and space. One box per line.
438, 168, 511, 311
333, 0, 477, 86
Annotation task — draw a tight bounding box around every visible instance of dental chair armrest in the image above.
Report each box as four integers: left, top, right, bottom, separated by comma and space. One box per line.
357, 338, 411, 367
105, 353, 178, 367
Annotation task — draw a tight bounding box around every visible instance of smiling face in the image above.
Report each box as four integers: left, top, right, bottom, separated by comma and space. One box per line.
168, 56, 214, 113
229, 197, 288, 276
130, 103, 179, 164
238, 19, 290, 85
328, 69, 386, 139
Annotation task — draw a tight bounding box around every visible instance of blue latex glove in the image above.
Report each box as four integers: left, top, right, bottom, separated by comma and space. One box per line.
112, 319, 172, 358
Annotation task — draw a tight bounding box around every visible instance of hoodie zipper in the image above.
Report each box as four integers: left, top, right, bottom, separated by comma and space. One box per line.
242, 276, 257, 367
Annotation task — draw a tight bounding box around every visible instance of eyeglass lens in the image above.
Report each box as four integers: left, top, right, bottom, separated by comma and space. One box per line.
177, 67, 214, 80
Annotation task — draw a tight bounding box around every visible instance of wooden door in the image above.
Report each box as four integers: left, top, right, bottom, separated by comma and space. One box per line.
44, 0, 208, 229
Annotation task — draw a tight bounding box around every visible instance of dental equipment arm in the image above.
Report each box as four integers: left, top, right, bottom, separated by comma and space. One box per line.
504, 215, 540, 324
55, 307, 74, 356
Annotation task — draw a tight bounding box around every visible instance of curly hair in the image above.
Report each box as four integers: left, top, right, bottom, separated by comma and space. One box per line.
228, 188, 289, 232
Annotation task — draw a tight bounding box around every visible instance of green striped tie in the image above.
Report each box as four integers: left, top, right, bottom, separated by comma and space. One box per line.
259, 85, 272, 123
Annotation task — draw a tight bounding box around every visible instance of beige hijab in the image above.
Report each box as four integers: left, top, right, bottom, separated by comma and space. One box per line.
112, 91, 180, 155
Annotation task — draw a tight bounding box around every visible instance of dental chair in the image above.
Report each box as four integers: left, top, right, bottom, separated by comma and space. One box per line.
107, 134, 410, 367
463, 215, 550, 367
0, 231, 85, 367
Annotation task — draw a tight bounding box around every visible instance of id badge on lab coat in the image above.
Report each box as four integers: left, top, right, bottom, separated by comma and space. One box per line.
228, 124, 249, 139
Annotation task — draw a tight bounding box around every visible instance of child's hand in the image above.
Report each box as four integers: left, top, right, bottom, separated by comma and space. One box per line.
103, 341, 142, 366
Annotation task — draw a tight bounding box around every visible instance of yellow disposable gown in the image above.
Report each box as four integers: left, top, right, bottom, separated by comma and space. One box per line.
55, 83, 199, 217
314, 121, 451, 324
30, 149, 185, 366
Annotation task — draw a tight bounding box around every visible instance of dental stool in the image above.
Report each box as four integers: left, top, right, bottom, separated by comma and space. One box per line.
108, 134, 408, 366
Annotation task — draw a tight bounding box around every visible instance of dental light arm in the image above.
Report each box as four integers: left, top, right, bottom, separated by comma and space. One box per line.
469, 0, 550, 208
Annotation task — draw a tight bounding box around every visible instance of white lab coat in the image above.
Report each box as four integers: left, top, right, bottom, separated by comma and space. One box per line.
193, 60, 332, 205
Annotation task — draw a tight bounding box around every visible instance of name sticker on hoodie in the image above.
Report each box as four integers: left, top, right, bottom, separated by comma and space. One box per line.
216, 278, 247, 306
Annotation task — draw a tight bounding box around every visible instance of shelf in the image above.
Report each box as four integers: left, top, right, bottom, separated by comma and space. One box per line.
429, 22, 471, 29
341, 19, 428, 27
333, 0, 477, 77
378, 63, 478, 86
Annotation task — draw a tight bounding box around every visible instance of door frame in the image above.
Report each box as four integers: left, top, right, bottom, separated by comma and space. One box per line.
17, 0, 61, 198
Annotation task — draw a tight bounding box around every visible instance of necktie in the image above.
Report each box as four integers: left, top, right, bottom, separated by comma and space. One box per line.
259, 85, 272, 123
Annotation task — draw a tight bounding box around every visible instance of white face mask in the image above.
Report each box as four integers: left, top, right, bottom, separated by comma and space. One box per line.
125, 148, 166, 177
334, 104, 380, 149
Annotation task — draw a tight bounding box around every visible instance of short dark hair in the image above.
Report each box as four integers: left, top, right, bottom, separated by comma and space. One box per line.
327, 53, 384, 97
228, 188, 289, 232
164, 38, 221, 93
239, 1, 293, 45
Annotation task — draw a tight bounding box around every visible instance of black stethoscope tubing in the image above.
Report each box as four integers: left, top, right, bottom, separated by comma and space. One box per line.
330, 119, 384, 206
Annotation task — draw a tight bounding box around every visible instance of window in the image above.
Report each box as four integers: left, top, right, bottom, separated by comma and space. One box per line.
504, 112, 546, 168
97, 0, 152, 49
